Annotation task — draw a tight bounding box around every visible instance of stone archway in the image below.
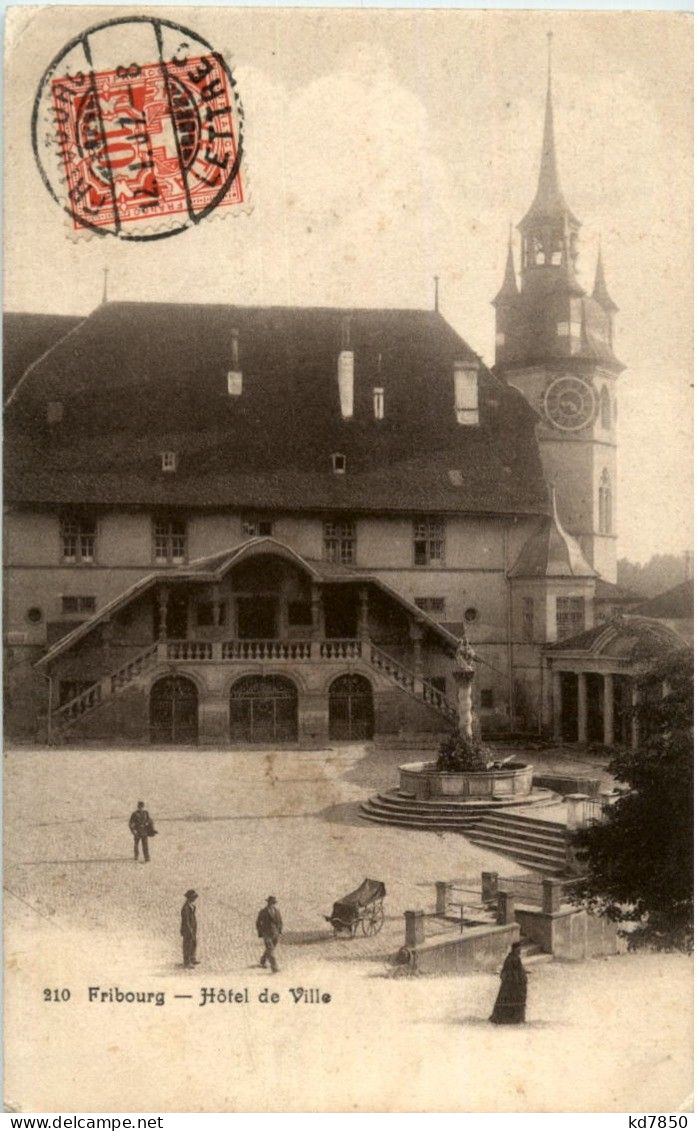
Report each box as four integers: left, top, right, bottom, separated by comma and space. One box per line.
149, 675, 199, 744
229, 675, 298, 742
328, 673, 374, 741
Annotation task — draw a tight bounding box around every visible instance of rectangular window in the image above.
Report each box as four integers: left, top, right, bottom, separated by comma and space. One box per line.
480, 689, 494, 709
61, 595, 96, 615
288, 601, 313, 626
522, 596, 534, 642
153, 518, 187, 565
413, 517, 445, 567
556, 596, 585, 641
60, 514, 96, 564
556, 321, 570, 337
161, 451, 177, 472
414, 596, 446, 615
454, 363, 479, 425
196, 601, 226, 627
323, 519, 355, 565
241, 515, 273, 538
373, 387, 384, 420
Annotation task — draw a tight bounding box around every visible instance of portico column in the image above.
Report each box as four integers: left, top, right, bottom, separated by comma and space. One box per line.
410, 623, 424, 679
158, 587, 169, 641
577, 672, 588, 744
101, 618, 113, 665
358, 586, 370, 643
603, 673, 615, 747
311, 584, 324, 639
630, 681, 640, 749
552, 669, 563, 741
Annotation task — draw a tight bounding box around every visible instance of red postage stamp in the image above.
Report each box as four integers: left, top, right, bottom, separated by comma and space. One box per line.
47, 49, 244, 237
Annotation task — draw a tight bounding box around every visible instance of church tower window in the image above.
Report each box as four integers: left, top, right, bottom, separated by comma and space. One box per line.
600, 386, 611, 429
599, 470, 612, 534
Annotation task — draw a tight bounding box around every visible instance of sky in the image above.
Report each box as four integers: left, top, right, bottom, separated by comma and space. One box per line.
4, 7, 693, 563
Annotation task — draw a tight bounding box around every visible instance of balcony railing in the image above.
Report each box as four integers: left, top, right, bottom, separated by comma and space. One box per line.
222, 640, 313, 661
158, 638, 362, 663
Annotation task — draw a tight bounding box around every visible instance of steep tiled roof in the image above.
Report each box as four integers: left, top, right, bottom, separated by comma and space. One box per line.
594, 578, 638, 603
632, 580, 693, 620
6, 301, 548, 516
3, 312, 83, 399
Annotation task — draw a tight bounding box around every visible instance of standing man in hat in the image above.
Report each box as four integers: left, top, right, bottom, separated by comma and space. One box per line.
129, 800, 156, 863
256, 896, 283, 973
181, 890, 200, 968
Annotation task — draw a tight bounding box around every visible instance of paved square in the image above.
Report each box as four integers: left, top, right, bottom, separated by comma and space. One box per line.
4, 744, 692, 1112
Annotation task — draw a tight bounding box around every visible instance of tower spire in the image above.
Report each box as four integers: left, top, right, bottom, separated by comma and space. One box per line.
519, 36, 579, 231
492, 225, 518, 306
592, 241, 619, 312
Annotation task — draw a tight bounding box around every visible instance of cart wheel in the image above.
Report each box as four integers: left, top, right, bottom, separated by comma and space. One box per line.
362, 903, 385, 936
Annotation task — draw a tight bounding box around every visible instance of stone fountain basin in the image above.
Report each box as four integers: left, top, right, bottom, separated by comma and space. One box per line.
399, 760, 533, 800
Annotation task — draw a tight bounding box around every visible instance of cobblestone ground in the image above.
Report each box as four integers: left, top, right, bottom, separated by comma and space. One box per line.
4, 744, 692, 1113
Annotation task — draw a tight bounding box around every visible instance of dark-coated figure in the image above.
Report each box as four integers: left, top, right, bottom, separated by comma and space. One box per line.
181, 889, 199, 968
490, 941, 528, 1024
129, 800, 155, 862
256, 896, 283, 973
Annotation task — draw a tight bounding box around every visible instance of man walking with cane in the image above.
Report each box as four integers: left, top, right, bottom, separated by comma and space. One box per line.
256, 896, 283, 973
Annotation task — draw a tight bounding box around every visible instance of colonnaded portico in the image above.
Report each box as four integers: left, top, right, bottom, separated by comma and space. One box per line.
544, 616, 685, 748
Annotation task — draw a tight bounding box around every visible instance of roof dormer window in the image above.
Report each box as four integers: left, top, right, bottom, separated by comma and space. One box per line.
332, 452, 346, 475
161, 451, 177, 473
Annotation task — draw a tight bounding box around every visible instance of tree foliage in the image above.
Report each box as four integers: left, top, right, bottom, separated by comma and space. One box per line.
572, 648, 693, 952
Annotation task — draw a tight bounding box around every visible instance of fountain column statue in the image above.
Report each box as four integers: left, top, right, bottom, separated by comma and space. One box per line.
453, 629, 477, 740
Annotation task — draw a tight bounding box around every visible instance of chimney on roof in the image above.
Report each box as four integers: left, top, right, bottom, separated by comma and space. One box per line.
338, 314, 354, 419
227, 329, 242, 396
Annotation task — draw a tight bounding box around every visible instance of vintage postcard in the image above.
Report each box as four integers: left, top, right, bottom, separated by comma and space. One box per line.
3, 5, 693, 1115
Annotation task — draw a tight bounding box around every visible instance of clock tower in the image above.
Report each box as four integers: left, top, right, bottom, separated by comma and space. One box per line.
492, 49, 624, 582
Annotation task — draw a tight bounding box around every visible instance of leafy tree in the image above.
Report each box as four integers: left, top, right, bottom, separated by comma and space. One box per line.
572, 648, 693, 952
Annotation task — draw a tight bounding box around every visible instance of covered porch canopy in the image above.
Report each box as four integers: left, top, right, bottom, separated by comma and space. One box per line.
37, 536, 457, 674
544, 615, 685, 748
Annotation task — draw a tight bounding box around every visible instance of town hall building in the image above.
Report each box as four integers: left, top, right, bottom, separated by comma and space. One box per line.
4, 64, 661, 747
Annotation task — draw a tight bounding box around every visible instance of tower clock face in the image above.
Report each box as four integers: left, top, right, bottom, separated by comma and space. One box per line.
543, 375, 597, 431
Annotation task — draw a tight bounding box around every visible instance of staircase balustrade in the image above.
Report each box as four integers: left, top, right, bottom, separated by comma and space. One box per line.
166, 640, 213, 661
319, 639, 362, 660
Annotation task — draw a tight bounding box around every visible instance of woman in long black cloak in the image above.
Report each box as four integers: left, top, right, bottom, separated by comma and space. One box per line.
490, 941, 527, 1024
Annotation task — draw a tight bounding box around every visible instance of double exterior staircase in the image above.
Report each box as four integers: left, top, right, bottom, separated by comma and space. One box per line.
50, 642, 160, 738
48, 637, 456, 739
